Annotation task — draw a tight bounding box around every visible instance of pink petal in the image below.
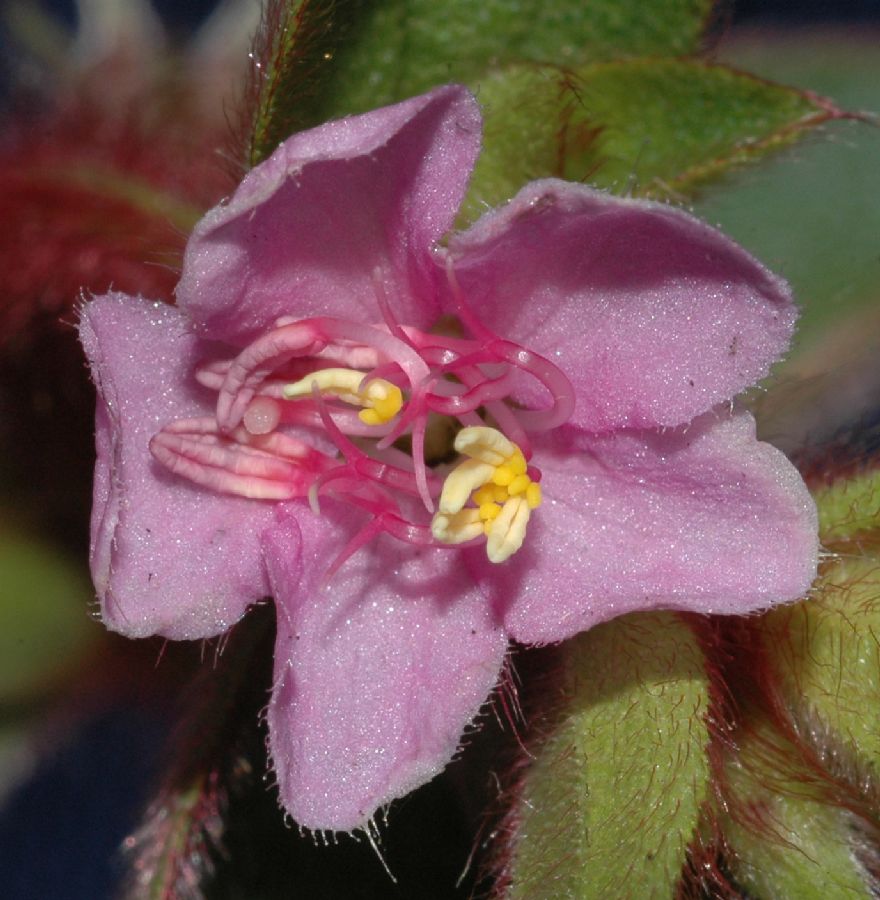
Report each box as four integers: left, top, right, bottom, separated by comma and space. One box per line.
264, 509, 507, 831
178, 85, 481, 344
445, 180, 796, 432
79, 293, 278, 639
478, 409, 818, 645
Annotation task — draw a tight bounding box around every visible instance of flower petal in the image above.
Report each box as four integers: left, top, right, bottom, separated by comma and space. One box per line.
264, 509, 507, 832
478, 409, 818, 645
178, 85, 481, 344
79, 293, 277, 639
445, 180, 796, 432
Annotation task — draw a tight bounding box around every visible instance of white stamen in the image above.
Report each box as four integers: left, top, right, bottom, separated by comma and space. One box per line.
283, 368, 366, 404
438, 458, 496, 515
431, 508, 483, 544
454, 426, 516, 466
486, 497, 531, 563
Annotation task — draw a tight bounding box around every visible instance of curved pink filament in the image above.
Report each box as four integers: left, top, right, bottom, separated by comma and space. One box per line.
444, 256, 495, 345
426, 366, 516, 416
375, 379, 431, 451
312, 388, 436, 501
218, 317, 430, 432
217, 321, 328, 431
490, 340, 576, 430
358, 362, 405, 392
410, 411, 432, 512
372, 269, 417, 350
443, 257, 576, 431
454, 367, 532, 457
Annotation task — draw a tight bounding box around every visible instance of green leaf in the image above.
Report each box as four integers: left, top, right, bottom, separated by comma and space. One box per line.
463, 59, 840, 219
762, 558, 880, 776
692, 35, 880, 352
505, 613, 710, 899
0, 528, 97, 703
812, 468, 880, 546
247, 0, 715, 154
246, 0, 359, 165
720, 722, 875, 899
317, 0, 714, 120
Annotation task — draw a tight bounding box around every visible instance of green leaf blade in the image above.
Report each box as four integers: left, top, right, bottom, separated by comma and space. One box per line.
720, 723, 875, 900
763, 558, 880, 776
465, 59, 843, 219
266, 0, 715, 128
565, 60, 836, 197
505, 613, 711, 899
813, 468, 880, 547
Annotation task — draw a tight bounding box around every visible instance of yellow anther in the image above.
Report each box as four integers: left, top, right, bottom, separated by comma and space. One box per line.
492, 465, 514, 487
479, 502, 502, 521
283, 368, 402, 425
432, 425, 542, 564
358, 408, 383, 426
507, 473, 530, 496
526, 481, 542, 509
510, 450, 528, 476
472, 485, 497, 506
492, 484, 509, 503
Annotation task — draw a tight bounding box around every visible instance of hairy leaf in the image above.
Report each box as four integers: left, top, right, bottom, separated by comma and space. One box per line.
245, 0, 368, 165
245, 0, 716, 157
502, 613, 710, 899
720, 722, 876, 899
464, 59, 842, 219
762, 558, 880, 780
813, 468, 880, 546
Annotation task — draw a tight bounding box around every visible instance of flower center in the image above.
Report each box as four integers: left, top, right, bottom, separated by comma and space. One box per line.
150, 269, 573, 572
431, 426, 542, 563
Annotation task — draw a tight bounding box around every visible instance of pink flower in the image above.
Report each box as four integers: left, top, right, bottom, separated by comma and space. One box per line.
79, 85, 817, 832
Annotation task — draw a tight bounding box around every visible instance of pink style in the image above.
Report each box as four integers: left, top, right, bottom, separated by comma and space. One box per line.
79, 85, 817, 833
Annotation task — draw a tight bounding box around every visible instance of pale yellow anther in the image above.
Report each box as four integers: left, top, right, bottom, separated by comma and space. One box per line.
438, 458, 496, 515
283, 367, 402, 425
486, 497, 531, 563
526, 481, 542, 509
454, 426, 516, 466
430, 508, 484, 544
432, 426, 542, 563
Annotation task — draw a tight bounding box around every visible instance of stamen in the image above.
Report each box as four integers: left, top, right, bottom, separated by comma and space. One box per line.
486, 497, 531, 563
438, 458, 497, 515
454, 426, 516, 467
158, 283, 576, 573
283, 368, 403, 425
432, 426, 542, 563
431, 508, 484, 544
